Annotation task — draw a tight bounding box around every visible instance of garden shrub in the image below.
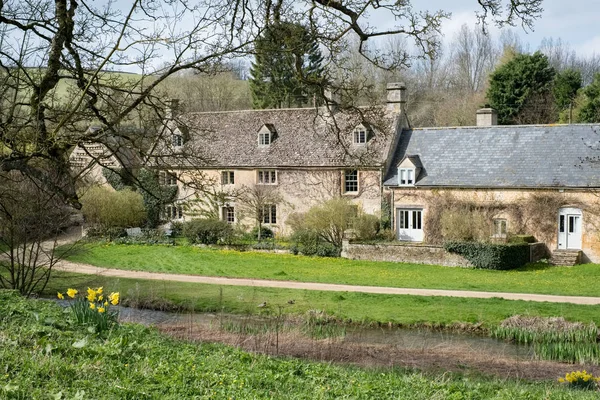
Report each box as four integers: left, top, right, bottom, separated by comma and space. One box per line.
290, 229, 340, 257
508, 234, 536, 244
444, 241, 530, 270
352, 213, 380, 241
112, 229, 175, 245
183, 219, 234, 245
169, 221, 184, 237
81, 186, 146, 229
251, 226, 274, 240
85, 226, 127, 240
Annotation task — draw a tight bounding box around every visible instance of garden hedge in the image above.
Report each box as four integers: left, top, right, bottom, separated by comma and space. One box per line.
444, 241, 530, 270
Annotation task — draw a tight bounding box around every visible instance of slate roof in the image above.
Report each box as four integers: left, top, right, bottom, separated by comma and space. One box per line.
383, 124, 600, 188
154, 107, 395, 169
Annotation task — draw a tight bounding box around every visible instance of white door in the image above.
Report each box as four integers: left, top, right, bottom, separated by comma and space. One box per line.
397, 208, 424, 242
558, 208, 582, 250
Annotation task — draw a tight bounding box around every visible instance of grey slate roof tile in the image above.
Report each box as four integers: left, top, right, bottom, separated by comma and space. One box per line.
384, 124, 600, 188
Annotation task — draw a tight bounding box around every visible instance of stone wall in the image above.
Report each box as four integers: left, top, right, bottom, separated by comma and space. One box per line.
341, 240, 548, 267
341, 241, 472, 267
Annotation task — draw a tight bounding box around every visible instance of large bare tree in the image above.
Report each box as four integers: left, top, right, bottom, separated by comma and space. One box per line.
0, 0, 544, 209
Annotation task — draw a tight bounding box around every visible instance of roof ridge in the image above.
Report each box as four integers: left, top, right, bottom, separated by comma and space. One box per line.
411, 123, 600, 131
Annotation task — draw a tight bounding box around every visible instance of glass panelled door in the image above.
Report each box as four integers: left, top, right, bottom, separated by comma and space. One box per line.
558, 208, 582, 250
397, 208, 424, 242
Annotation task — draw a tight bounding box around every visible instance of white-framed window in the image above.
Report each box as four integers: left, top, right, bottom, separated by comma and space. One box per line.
343, 170, 358, 193
257, 169, 277, 185
172, 134, 184, 147
262, 204, 277, 224
493, 219, 507, 237
222, 206, 235, 223
221, 171, 235, 185
353, 129, 367, 144
163, 204, 183, 220
159, 171, 177, 186
399, 168, 415, 186
258, 131, 271, 146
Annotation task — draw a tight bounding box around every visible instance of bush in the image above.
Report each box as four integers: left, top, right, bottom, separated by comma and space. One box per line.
251, 226, 274, 240
290, 229, 340, 257
183, 219, 234, 245
440, 209, 490, 242
169, 221, 184, 237
444, 241, 530, 270
112, 229, 175, 245
352, 213, 380, 241
81, 186, 146, 229
508, 234, 536, 244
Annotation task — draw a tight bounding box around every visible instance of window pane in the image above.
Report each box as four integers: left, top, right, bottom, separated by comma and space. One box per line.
258, 171, 263, 183
407, 169, 413, 184
271, 205, 277, 224
416, 211, 422, 229
344, 170, 358, 192
271, 171, 276, 183
230, 172, 234, 184
569, 216, 575, 233
559, 215, 565, 233
400, 169, 406, 185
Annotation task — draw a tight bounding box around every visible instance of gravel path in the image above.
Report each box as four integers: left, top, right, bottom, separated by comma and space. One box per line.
55, 260, 600, 305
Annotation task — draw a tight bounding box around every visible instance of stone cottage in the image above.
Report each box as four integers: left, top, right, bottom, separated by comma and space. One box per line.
151, 84, 409, 235
383, 108, 600, 264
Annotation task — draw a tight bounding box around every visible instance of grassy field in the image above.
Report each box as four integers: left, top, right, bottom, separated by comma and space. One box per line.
2, 289, 599, 399
64, 243, 600, 296
43, 271, 600, 328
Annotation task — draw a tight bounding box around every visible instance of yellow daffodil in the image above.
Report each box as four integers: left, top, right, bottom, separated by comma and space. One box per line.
57, 292, 64, 300
66, 288, 78, 298
87, 287, 97, 302
98, 307, 105, 313
89, 302, 96, 310
98, 295, 103, 301
109, 292, 120, 306
104, 301, 108, 307
97, 287, 103, 295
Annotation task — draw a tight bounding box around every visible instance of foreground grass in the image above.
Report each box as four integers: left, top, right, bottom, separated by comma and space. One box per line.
43, 271, 600, 328
2, 290, 598, 399
64, 243, 600, 296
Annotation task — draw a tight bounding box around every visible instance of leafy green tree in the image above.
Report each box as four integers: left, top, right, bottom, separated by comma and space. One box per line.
577, 73, 600, 123
486, 52, 556, 124
554, 69, 582, 111
250, 22, 325, 109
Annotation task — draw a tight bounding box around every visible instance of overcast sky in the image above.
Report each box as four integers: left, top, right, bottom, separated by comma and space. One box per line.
381, 0, 600, 56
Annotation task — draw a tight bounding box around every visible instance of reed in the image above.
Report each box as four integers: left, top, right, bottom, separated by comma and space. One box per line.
493, 316, 600, 364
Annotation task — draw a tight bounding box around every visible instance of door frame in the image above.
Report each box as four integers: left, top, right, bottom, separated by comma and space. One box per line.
558, 207, 583, 250
396, 207, 424, 242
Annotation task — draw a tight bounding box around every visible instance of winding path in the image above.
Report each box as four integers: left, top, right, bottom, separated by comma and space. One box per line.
55, 260, 600, 305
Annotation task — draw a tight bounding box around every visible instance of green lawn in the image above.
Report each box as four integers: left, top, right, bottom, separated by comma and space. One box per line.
3, 290, 596, 399
43, 271, 600, 328
64, 243, 600, 297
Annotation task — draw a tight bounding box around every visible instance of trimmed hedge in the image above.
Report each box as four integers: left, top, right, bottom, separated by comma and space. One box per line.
444, 241, 530, 270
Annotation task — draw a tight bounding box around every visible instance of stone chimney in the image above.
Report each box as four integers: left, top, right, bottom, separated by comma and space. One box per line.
165, 98, 180, 119
386, 82, 406, 115
476, 108, 498, 126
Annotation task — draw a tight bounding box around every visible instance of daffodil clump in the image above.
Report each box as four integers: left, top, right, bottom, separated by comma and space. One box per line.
57, 287, 120, 333
558, 370, 600, 390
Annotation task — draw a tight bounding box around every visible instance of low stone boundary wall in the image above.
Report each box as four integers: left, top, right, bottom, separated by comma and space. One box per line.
341, 241, 548, 267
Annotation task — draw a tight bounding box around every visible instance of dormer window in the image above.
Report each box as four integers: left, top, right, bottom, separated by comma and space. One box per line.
172, 133, 183, 147
258, 124, 276, 147
353, 124, 369, 145
399, 168, 415, 186
259, 131, 271, 146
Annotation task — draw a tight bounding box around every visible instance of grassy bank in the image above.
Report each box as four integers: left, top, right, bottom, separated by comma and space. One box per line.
2, 289, 599, 399
64, 243, 600, 296
43, 271, 600, 328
